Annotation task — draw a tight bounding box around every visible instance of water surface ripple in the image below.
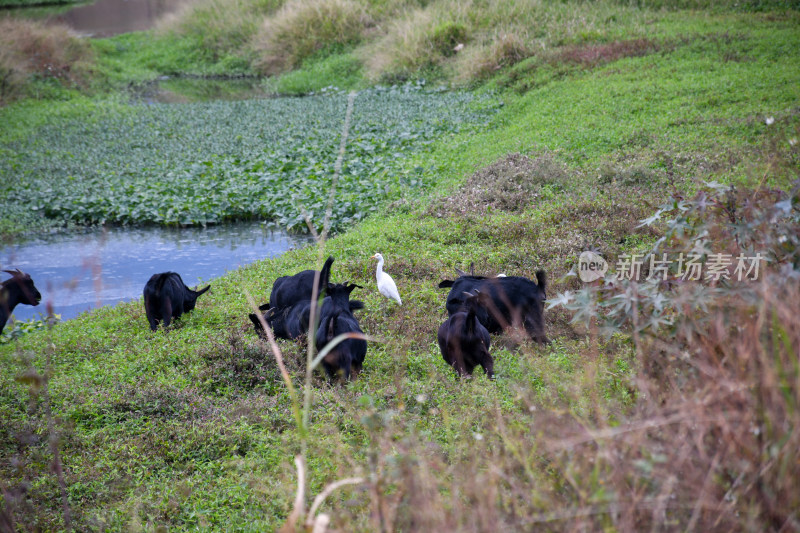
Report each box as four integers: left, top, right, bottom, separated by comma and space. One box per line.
1, 222, 309, 322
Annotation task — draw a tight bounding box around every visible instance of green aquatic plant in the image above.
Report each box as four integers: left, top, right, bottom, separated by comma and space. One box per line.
0, 84, 499, 234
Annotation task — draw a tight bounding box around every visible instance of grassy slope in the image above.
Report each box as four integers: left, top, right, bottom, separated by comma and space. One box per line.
1, 10, 799, 531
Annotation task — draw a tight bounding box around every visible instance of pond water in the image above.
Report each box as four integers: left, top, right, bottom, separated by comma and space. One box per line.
54, 0, 189, 37
0, 222, 311, 322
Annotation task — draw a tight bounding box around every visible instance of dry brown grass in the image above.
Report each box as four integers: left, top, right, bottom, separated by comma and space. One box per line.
427, 152, 571, 216
252, 0, 373, 75
0, 18, 92, 104
326, 270, 800, 531
362, 1, 471, 81
450, 30, 531, 82
556, 38, 662, 67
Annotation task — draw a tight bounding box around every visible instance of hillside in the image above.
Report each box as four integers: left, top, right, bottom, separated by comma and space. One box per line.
1, 3, 799, 531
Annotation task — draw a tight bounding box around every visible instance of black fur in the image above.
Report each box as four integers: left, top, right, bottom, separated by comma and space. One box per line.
437, 292, 493, 378
438, 269, 548, 343
143, 272, 210, 331
314, 282, 367, 381
0, 269, 42, 335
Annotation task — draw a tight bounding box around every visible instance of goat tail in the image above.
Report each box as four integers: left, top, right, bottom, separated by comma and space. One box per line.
320, 256, 334, 288
465, 306, 477, 335
535, 269, 547, 292
155, 272, 172, 292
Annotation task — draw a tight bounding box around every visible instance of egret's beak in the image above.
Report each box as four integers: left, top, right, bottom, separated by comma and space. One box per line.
370, 254, 377, 259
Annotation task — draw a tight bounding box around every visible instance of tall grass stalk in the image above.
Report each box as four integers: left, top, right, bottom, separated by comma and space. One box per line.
247, 90, 367, 531
301, 90, 357, 449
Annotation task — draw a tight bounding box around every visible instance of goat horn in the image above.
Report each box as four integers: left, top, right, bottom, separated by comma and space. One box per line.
455, 266, 468, 277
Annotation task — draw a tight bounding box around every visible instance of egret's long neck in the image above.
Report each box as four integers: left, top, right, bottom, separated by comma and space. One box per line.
376, 257, 384, 275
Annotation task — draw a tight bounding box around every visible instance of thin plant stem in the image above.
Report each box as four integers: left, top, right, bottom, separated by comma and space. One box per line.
302, 90, 357, 452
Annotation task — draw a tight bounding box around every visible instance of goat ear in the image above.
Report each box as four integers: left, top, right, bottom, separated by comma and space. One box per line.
348, 283, 363, 291
438, 280, 454, 288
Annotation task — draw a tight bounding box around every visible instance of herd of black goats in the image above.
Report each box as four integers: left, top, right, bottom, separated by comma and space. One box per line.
1, 258, 548, 381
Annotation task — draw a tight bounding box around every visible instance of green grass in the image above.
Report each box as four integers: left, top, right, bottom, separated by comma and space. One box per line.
265, 51, 365, 95
91, 32, 255, 88
1, 7, 799, 531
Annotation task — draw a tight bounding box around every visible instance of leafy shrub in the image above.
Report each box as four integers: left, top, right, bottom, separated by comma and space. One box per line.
536, 180, 800, 529
551, 181, 800, 336
429, 20, 468, 57
0, 313, 60, 344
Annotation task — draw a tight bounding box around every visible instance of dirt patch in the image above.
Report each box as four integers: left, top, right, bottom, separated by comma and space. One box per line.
428, 152, 572, 217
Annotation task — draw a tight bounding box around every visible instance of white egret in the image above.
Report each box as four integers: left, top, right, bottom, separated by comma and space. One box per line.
371, 253, 402, 305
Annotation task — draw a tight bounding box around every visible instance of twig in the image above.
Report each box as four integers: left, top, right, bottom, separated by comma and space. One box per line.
284, 455, 306, 532
42, 302, 71, 530
305, 477, 364, 526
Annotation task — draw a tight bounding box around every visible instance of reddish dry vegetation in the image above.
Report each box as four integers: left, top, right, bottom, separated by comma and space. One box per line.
555, 38, 662, 68
340, 185, 800, 531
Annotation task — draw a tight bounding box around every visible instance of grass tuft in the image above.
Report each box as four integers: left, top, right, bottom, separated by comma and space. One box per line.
252, 0, 373, 75
0, 18, 92, 104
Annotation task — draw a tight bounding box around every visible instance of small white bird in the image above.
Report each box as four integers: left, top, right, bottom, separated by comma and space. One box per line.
371, 253, 402, 305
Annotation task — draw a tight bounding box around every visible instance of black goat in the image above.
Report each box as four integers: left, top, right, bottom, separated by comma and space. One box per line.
249, 296, 364, 340
0, 269, 42, 335
143, 272, 210, 331
250, 256, 346, 340
267, 256, 334, 309
314, 282, 367, 381
438, 269, 548, 343
438, 291, 492, 378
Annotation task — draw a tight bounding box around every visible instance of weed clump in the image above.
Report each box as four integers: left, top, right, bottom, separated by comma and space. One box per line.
450, 30, 530, 82
429, 152, 571, 216
157, 0, 282, 61
252, 0, 373, 75
199, 330, 297, 395
0, 19, 92, 104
